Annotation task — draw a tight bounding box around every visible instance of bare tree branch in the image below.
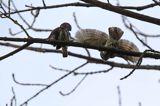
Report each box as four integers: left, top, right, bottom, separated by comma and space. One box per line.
120, 50, 147, 80
138, 102, 142, 106
0, 42, 32, 60
1, 0, 14, 11
8, 0, 39, 36
73, 12, 91, 58
10, 87, 17, 106
1, 1, 160, 106
152, 0, 160, 6
0, 37, 160, 59
118, 2, 160, 11
12, 74, 48, 86
10, 0, 30, 26
117, 86, 122, 106
50, 65, 113, 75
1, 11, 31, 38
8, 0, 11, 17
20, 62, 88, 106
42, 0, 46, 8
73, 12, 82, 29
122, 16, 160, 51
0, 2, 94, 16
1, 1, 160, 26
81, 0, 160, 26
0, 41, 160, 70
121, 15, 160, 61
59, 74, 88, 96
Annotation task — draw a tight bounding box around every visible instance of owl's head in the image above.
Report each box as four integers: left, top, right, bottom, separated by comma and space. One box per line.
108, 27, 124, 40
60, 22, 72, 31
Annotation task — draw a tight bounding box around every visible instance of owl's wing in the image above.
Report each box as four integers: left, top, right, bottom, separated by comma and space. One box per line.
117, 39, 140, 63
75, 29, 109, 46
49, 27, 60, 40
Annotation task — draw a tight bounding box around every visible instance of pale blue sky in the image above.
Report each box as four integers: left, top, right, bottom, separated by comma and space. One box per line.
0, 0, 160, 106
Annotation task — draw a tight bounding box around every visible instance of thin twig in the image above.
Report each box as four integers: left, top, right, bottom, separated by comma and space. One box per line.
29, 27, 52, 32
74, 67, 113, 75
8, 0, 10, 17
11, 87, 17, 106
50, 65, 113, 75
73, 12, 82, 29
0, 42, 32, 61
0, 2, 7, 13
1, 0, 14, 11
9, 25, 51, 36
107, 0, 110, 4
31, 8, 40, 18
130, 25, 153, 50
152, 0, 160, 6
11, 0, 30, 26
1, 1, 32, 37
42, 0, 46, 7
136, 31, 160, 38
3, 13, 31, 38
9, 28, 29, 36
20, 62, 88, 106
122, 16, 160, 38
73, 12, 91, 58
122, 16, 155, 50
59, 74, 88, 96
118, 2, 160, 11
138, 102, 142, 106
120, 50, 149, 80
84, 48, 91, 58
12, 74, 48, 86
9, 0, 38, 36
117, 86, 122, 106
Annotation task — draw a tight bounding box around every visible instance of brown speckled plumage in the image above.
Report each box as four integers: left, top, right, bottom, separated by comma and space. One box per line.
75, 27, 139, 63
48, 22, 72, 57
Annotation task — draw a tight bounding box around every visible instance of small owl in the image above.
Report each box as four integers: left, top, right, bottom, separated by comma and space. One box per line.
48, 22, 72, 57
75, 27, 139, 63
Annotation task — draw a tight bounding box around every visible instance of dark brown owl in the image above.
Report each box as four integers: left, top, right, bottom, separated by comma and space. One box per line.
48, 22, 72, 57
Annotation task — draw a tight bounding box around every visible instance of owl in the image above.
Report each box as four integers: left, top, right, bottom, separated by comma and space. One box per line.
75, 27, 139, 63
48, 22, 72, 57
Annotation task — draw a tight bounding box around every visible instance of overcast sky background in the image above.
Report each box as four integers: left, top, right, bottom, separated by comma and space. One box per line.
0, 0, 160, 106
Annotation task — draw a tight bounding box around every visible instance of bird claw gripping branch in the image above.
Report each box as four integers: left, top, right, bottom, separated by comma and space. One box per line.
48, 22, 72, 57
75, 27, 139, 63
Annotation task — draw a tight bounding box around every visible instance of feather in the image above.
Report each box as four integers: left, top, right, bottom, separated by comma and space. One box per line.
48, 22, 71, 57
75, 29, 109, 46
117, 39, 140, 63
